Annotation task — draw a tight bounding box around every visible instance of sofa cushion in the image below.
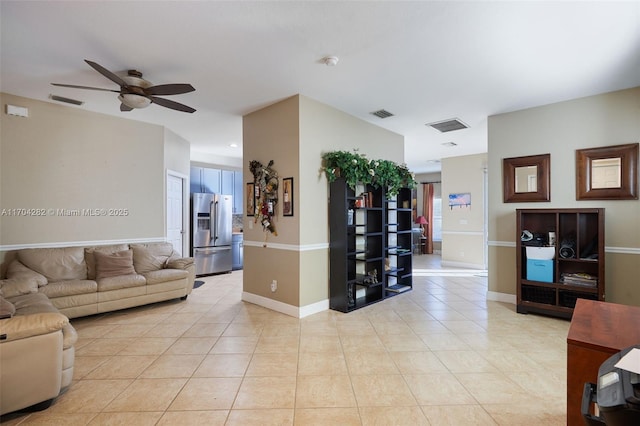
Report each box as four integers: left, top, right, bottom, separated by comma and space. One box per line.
9, 292, 60, 315
142, 268, 189, 285
0, 311, 69, 342
39, 280, 98, 299
18, 247, 87, 282
166, 257, 194, 270
94, 249, 136, 279
85, 244, 130, 280
96, 274, 146, 292
6, 260, 48, 287
0, 296, 16, 319
131, 243, 174, 273
0, 278, 38, 299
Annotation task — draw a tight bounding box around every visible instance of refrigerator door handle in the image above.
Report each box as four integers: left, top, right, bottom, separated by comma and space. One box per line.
210, 200, 218, 243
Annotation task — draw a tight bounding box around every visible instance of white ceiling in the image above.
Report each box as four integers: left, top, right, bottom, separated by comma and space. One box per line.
2, 1, 639, 173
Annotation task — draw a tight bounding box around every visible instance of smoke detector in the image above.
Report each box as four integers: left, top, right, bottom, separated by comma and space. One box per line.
322, 56, 339, 66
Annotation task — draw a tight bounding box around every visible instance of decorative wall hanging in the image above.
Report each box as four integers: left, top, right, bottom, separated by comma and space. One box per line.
249, 160, 278, 236
282, 177, 294, 216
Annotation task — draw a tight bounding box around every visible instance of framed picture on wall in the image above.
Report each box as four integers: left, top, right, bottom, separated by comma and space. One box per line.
246, 182, 255, 216
283, 177, 293, 216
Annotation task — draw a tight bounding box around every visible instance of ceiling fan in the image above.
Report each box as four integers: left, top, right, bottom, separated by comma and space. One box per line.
52, 60, 196, 113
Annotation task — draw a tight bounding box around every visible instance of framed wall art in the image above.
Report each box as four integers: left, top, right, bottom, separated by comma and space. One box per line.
283, 177, 293, 216
503, 153, 551, 203
576, 143, 638, 200
246, 182, 255, 216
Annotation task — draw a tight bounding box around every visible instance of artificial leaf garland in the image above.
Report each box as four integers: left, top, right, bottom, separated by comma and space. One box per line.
249, 160, 278, 236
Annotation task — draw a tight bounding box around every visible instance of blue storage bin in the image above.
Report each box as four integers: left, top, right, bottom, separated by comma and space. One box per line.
527, 259, 554, 283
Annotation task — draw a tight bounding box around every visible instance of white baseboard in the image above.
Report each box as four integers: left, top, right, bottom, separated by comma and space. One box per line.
242, 292, 328, 318
487, 291, 516, 304
441, 260, 485, 270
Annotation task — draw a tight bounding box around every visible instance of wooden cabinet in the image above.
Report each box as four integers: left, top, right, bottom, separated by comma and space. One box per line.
516, 208, 604, 319
566, 299, 640, 425
202, 168, 221, 193
233, 171, 243, 214
191, 167, 243, 214
329, 178, 412, 313
221, 170, 234, 196
190, 166, 203, 193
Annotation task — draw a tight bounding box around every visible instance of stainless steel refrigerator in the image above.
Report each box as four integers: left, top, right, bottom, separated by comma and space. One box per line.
191, 193, 233, 275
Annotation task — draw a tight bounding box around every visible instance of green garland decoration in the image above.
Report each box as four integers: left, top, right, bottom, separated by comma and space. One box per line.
321, 150, 416, 196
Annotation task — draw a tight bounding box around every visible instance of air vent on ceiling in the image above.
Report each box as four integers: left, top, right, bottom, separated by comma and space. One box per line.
50, 94, 83, 106
426, 118, 468, 133
371, 109, 394, 119
441, 142, 458, 147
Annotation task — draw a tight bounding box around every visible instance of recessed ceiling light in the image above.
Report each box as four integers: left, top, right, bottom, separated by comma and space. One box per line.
229, 143, 238, 148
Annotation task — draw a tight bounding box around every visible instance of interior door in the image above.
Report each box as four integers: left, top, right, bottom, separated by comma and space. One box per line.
167, 174, 184, 256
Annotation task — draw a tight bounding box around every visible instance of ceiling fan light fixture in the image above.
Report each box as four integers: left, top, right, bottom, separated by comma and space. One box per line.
118, 93, 151, 109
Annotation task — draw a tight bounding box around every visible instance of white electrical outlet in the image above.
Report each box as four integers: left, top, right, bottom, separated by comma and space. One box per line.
270, 280, 277, 292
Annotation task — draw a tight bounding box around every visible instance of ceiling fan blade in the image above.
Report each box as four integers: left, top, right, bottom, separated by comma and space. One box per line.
145, 84, 195, 96
84, 59, 127, 87
51, 83, 120, 92
149, 96, 196, 113
120, 103, 133, 112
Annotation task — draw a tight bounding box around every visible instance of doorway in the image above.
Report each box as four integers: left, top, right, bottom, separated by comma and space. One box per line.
166, 171, 188, 256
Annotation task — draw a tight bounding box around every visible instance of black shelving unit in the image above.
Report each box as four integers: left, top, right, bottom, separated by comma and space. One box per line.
384, 187, 413, 297
329, 178, 412, 312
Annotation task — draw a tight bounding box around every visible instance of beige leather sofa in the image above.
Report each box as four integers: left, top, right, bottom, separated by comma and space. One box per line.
0, 242, 195, 415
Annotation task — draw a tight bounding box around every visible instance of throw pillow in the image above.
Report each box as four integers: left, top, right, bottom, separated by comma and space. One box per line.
0, 295, 16, 319
94, 249, 136, 280
85, 244, 130, 279
130, 243, 174, 273
6, 260, 48, 287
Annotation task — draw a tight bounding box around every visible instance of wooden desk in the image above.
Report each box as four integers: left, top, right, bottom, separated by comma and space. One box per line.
566, 299, 640, 426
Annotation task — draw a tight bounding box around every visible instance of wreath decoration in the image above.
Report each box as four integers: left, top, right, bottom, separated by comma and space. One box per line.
249, 159, 278, 236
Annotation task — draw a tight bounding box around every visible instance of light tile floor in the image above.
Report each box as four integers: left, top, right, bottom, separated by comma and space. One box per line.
1, 254, 569, 425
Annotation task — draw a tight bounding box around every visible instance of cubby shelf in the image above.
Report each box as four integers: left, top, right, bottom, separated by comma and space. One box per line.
329, 179, 413, 312
516, 208, 605, 319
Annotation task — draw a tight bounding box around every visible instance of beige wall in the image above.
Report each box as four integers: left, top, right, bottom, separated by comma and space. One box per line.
243, 95, 301, 306
0, 93, 190, 251
242, 94, 404, 311
441, 153, 488, 268
298, 95, 404, 306
488, 87, 640, 306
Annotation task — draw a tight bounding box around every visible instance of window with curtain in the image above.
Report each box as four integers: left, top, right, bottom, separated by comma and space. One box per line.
432, 197, 442, 241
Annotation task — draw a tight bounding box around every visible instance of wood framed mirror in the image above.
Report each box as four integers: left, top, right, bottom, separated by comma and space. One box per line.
576, 143, 638, 200
503, 153, 550, 203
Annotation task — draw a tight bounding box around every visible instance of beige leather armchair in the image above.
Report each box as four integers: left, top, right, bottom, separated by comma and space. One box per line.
0, 293, 77, 415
